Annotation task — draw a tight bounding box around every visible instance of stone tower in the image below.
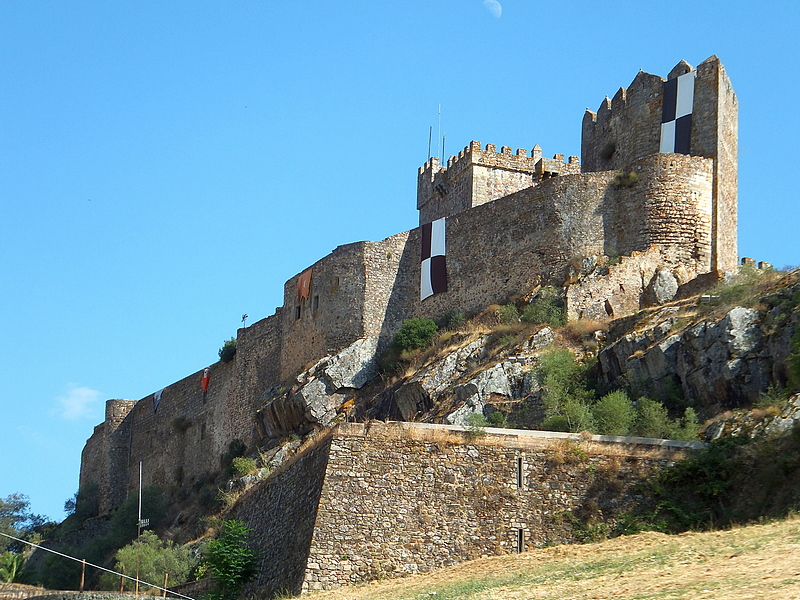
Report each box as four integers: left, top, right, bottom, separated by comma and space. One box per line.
582, 56, 738, 272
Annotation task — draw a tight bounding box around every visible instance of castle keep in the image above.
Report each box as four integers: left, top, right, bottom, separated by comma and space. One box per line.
80, 57, 736, 590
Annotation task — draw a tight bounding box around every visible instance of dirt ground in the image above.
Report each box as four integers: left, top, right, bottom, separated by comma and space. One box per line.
306, 516, 800, 600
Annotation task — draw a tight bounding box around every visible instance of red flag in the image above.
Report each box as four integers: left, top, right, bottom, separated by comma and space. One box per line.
201, 368, 210, 392
297, 268, 312, 303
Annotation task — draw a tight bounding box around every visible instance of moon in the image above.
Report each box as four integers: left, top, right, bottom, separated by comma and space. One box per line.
483, 0, 502, 18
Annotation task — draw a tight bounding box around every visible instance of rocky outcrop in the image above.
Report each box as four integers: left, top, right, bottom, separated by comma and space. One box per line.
703, 394, 800, 441
372, 329, 555, 425
599, 291, 798, 410
256, 337, 380, 438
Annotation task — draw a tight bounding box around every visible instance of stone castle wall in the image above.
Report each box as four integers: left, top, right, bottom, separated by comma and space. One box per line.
582, 55, 737, 272
279, 242, 370, 379
232, 422, 699, 595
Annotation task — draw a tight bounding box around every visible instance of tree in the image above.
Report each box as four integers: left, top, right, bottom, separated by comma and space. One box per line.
0, 494, 48, 552
202, 520, 257, 600
98, 531, 197, 591
592, 390, 635, 436
538, 349, 596, 433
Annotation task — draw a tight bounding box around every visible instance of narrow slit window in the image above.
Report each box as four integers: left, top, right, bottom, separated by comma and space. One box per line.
313, 295, 319, 312
517, 529, 524, 553
517, 457, 523, 488
295, 305, 301, 320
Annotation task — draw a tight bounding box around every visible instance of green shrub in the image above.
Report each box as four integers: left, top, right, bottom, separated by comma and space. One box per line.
521, 287, 565, 327
393, 318, 438, 351
106, 486, 165, 550
488, 411, 506, 427
496, 303, 520, 324
538, 349, 597, 433
465, 413, 488, 439
612, 170, 638, 188
592, 390, 634, 436
631, 397, 673, 438
218, 338, 237, 363
0, 551, 24, 583
202, 520, 257, 600
98, 531, 197, 591
441, 310, 465, 330
230, 457, 257, 477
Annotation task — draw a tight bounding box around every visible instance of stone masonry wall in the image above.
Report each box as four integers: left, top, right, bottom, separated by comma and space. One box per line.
279, 242, 369, 380
226, 423, 696, 595
81, 358, 244, 514
232, 422, 693, 593
235, 435, 333, 599
235, 311, 283, 425
80, 399, 136, 514
408, 153, 713, 322
362, 231, 411, 347
692, 57, 738, 272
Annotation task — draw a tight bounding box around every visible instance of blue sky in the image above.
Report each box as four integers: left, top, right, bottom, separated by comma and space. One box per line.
2, 1, 799, 520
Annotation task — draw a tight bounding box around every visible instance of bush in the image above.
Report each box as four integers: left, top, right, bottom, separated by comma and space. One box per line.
0, 551, 24, 583
465, 413, 488, 440
98, 531, 197, 591
230, 457, 257, 477
394, 318, 438, 351
538, 349, 597, 433
488, 411, 506, 427
592, 390, 634, 436
440, 310, 465, 330
202, 520, 257, 600
218, 338, 237, 363
106, 486, 166, 550
521, 287, 565, 327
496, 303, 520, 324
612, 170, 638, 188
632, 397, 673, 438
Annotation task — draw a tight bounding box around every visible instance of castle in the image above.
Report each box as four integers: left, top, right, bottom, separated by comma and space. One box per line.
80, 57, 736, 593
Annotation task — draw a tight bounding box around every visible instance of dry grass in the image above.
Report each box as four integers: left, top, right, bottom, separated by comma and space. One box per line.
306, 515, 800, 600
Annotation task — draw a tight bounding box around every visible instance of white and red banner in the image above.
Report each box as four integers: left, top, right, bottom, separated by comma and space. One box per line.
660, 70, 695, 155
420, 217, 447, 300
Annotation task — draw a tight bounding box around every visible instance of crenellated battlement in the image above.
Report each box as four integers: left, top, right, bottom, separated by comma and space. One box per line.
417, 141, 580, 224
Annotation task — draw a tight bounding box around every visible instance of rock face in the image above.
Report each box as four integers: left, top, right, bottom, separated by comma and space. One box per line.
256, 337, 380, 438
703, 394, 800, 441
372, 329, 555, 425
599, 294, 798, 409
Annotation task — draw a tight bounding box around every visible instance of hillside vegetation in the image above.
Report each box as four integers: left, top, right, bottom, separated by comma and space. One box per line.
307, 515, 800, 600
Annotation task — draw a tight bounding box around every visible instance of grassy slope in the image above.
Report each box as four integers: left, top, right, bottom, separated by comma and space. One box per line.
307, 516, 800, 600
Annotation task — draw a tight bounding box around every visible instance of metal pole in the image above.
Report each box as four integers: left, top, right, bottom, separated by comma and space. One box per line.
136, 461, 142, 598
437, 104, 441, 162
428, 126, 432, 160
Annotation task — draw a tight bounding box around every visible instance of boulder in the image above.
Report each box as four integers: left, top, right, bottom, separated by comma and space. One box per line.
645, 268, 679, 306
321, 336, 380, 389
